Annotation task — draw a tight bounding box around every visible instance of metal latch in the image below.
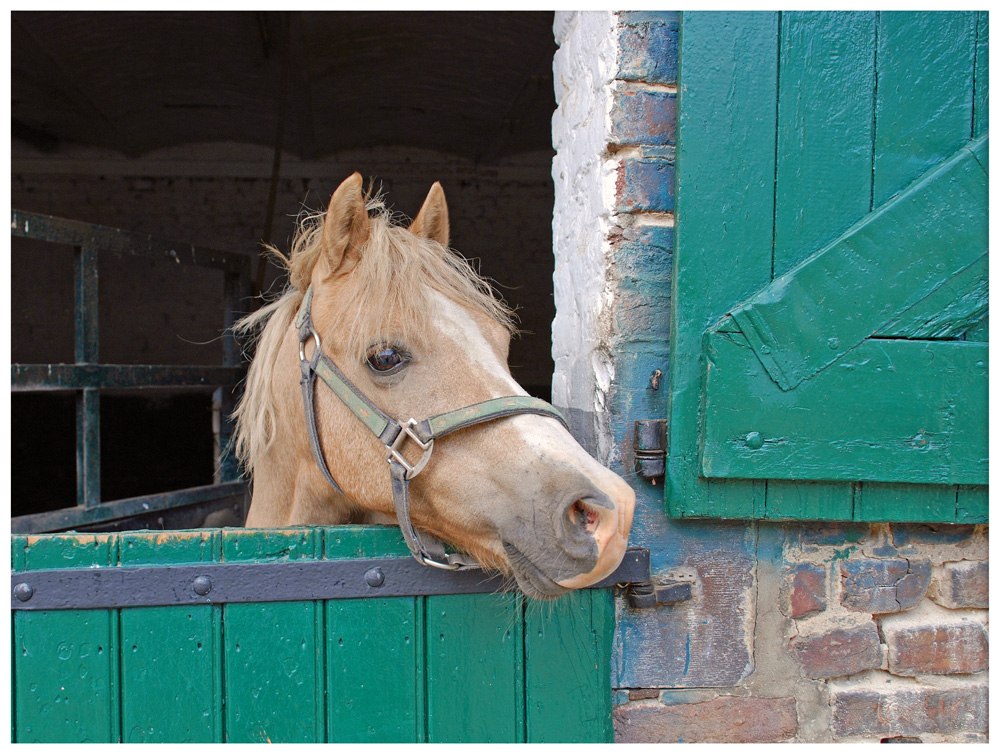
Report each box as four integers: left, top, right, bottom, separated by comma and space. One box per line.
634, 419, 667, 481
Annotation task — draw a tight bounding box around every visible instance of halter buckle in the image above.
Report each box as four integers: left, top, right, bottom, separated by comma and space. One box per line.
387, 418, 434, 480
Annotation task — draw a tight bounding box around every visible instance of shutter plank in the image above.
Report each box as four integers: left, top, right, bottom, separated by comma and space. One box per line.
973, 12, 989, 138
856, 482, 960, 523
119, 531, 222, 743
875, 12, 977, 205
701, 335, 988, 490
768, 11, 875, 519
668, 11, 778, 517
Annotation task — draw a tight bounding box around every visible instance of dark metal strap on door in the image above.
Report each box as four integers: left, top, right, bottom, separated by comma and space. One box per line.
11, 547, 651, 611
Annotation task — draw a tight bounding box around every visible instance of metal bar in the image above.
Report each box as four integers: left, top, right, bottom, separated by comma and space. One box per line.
12, 209, 250, 275
11, 547, 651, 611
11, 364, 244, 391
76, 388, 101, 507
11, 481, 248, 534
74, 241, 101, 507
74, 243, 99, 363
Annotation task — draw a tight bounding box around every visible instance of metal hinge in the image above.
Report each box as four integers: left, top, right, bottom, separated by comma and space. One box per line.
633, 419, 667, 481
626, 580, 694, 609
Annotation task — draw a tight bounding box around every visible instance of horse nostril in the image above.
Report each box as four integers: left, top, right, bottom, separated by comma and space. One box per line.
569, 500, 600, 534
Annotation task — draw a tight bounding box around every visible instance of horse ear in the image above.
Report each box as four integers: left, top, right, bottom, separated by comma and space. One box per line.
320, 172, 370, 277
409, 181, 450, 247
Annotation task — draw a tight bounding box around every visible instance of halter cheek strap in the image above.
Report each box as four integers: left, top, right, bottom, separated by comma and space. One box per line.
295, 286, 569, 571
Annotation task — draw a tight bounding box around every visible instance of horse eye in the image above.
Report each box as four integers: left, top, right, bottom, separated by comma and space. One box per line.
367, 347, 407, 373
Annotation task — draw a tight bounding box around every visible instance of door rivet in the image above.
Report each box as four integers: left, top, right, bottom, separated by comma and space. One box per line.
746, 431, 764, 450
13, 583, 33, 602
365, 567, 385, 587
192, 576, 213, 596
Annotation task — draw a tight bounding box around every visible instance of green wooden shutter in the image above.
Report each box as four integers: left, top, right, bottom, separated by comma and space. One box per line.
668, 11, 988, 522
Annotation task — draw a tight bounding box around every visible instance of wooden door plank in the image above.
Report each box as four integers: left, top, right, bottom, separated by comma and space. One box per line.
668, 11, 778, 518
119, 531, 222, 743
425, 593, 524, 742
524, 589, 614, 742
701, 335, 988, 490
874, 12, 978, 206
222, 528, 324, 743
324, 527, 421, 743
13, 534, 120, 742
768, 11, 876, 519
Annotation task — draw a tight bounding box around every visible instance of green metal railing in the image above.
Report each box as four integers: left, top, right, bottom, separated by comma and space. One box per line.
11, 210, 252, 533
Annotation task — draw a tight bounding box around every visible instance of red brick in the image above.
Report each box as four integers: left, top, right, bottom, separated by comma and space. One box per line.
832, 683, 988, 738
840, 558, 930, 613
790, 622, 883, 680
781, 562, 827, 619
885, 621, 988, 676
615, 696, 796, 743
933, 560, 988, 609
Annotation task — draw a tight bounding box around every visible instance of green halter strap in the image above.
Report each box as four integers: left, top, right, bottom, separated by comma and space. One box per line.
295, 285, 569, 570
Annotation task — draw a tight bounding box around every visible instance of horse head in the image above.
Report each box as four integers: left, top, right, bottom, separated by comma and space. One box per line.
236, 173, 635, 599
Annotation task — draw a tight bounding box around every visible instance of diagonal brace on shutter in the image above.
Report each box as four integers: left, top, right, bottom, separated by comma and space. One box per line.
717, 134, 987, 391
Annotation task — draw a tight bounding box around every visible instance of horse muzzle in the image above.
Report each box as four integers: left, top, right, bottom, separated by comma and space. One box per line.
499, 475, 636, 599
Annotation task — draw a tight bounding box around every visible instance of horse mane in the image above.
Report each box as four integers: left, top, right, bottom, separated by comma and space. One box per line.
232, 194, 516, 475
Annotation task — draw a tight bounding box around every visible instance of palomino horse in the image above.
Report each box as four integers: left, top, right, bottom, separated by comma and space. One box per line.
234, 173, 635, 599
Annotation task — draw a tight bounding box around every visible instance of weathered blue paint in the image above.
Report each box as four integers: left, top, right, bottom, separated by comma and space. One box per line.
603, 212, 757, 689
618, 12, 679, 85
616, 158, 675, 213
611, 90, 676, 147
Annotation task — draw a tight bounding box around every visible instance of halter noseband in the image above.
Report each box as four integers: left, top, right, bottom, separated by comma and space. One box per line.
295, 285, 569, 571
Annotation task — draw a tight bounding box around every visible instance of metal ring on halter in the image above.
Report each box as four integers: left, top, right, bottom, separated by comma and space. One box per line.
299, 329, 322, 362
419, 554, 463, 571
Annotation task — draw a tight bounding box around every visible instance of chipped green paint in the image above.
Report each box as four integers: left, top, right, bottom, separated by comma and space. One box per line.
11, 527, 616, 743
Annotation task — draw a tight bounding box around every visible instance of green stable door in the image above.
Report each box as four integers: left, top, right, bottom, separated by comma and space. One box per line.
11, 527, 615, 743
669, 11, 988, 522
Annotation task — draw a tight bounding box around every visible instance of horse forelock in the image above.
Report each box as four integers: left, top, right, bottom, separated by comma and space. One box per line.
233, 195, 516, 477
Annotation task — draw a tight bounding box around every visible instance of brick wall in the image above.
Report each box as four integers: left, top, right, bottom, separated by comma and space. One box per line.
552, 11, 989, 743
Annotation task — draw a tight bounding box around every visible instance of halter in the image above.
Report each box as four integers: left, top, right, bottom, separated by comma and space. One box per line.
295, 285, 569, 571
